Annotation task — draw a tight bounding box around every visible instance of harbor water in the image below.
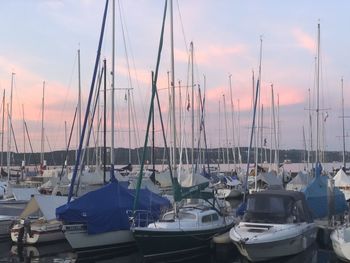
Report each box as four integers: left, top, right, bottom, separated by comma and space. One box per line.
0, 197, 344, 263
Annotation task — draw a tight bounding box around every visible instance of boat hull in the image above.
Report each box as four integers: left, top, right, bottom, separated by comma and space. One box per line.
330, 227, 350, 261
216, 188, 241, 199
11, 222, 64, 244
133, 224, 233, 259
231, 224, 317, 262
63, 224, 135, 252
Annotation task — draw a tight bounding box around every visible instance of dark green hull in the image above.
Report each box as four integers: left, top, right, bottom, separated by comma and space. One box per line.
132, 224, 233, 259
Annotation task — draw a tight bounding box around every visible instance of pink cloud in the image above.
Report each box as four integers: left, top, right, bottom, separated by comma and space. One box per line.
292, 28, 316, 53
174, 43, 247, 65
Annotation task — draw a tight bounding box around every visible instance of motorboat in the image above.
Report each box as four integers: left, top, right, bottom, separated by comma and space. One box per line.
230, 189, 317, 262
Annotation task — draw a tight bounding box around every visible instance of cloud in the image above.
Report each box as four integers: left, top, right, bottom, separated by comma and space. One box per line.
174, 43, 247, 66
292, 28, 316, 54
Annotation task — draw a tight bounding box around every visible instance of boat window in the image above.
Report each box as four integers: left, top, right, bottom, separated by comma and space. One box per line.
202, 213, 219, 223
162, 212, 175, 221
212, 213, 219, 221
178, 212, 196, 220
244, 195, 293, 224
202, 214, 212, 223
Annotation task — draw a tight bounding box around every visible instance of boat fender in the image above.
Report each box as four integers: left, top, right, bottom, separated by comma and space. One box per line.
24, 219, 33, 238
240, 237, 249, 244
17, 226, 25, 244
302, 235, 307, 249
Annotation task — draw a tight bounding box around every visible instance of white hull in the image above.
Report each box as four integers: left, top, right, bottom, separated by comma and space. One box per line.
331, 226, 350, 261
216, 188, 241, 199
11, 221, 64, 244
63, 224, 135, 251
230, 222, 317, 261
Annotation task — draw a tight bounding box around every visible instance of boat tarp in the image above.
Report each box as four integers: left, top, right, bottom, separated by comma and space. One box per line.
286, 171, 310, 191
20, 195, 67, 221
56, 180, 170, 234
256, 171, 282, 186
178, 170, 209, 187
334, 169, 350, 187
12, 188, 40, 201
302, 175, 347, 219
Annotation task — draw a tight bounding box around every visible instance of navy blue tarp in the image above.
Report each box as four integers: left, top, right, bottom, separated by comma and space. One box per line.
56, 180, 170, 234
302, 175, 347, 219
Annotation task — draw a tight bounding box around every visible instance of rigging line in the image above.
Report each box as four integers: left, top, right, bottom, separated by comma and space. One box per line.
118, 0, 147, 122
118, 0, 133, 92
24, 121, 34, 164
59, 107, 77, 180
130, 91, 141, 164
68, 0, 109, 203
45, 135, 55, 165
175, 0, 189, 52
75, 62, 104, 194
9, 116, 19, 154
53, 51, 79, 151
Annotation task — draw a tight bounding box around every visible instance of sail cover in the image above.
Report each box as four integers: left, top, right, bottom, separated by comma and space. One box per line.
56, 180, 170, 234
302, 175, 347, 219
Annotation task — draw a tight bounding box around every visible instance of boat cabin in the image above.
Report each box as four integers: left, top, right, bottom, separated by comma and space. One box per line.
243, 190, 313, 224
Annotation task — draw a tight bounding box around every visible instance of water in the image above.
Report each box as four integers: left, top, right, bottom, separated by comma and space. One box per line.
0, 239, 343, 263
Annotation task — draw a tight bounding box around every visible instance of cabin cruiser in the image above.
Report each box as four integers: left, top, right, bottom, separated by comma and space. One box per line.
230, 189, 317, 262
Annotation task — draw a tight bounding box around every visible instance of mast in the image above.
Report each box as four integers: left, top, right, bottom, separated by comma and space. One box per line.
341, 77, 346, 169
218, 100, 221, 170
308, 87, 313, 170
111, 0, 116, 174
271, 84, 278, 169
255, 37, 263, 190
1, 89, 5, 170
128, 89, 131, 164
6, 103, 10, 181
103, 58, 107, 183
78, 49, 82, 155
22, 104, 25, 171
315, 23, 320, 172
237, 99, 242, 165
170, 0, 176, 171
223, 94, 230, 171
7, 73, 15, 181
190, 41, 194, 176
40, 81, 45, 166
229, 74, 237, 170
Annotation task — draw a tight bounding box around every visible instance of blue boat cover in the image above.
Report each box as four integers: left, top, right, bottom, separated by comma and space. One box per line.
56, 180, 170, 234
302, 175, 347, 219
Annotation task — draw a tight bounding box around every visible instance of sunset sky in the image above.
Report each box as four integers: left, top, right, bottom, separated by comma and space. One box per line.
0, 0, 350, 157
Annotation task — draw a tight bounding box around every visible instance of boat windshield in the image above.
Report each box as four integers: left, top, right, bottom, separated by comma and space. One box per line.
162, 211, 196, 221
244, 195, 294, 224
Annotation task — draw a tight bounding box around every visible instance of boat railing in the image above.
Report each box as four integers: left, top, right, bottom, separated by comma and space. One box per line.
127, 210, 158, 228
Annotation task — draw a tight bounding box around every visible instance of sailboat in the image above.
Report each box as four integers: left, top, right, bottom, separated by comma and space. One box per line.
56, 0, 170, 253
329, 78, 350, 262
301, 23, 347, 220
10, 195, 67, 244
130, 0, 235, 259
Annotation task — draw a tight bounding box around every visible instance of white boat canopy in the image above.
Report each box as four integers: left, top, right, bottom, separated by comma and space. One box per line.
334, 169, 350, 187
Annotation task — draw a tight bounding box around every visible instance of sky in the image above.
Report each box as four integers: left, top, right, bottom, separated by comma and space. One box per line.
1, 0, 350, 157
